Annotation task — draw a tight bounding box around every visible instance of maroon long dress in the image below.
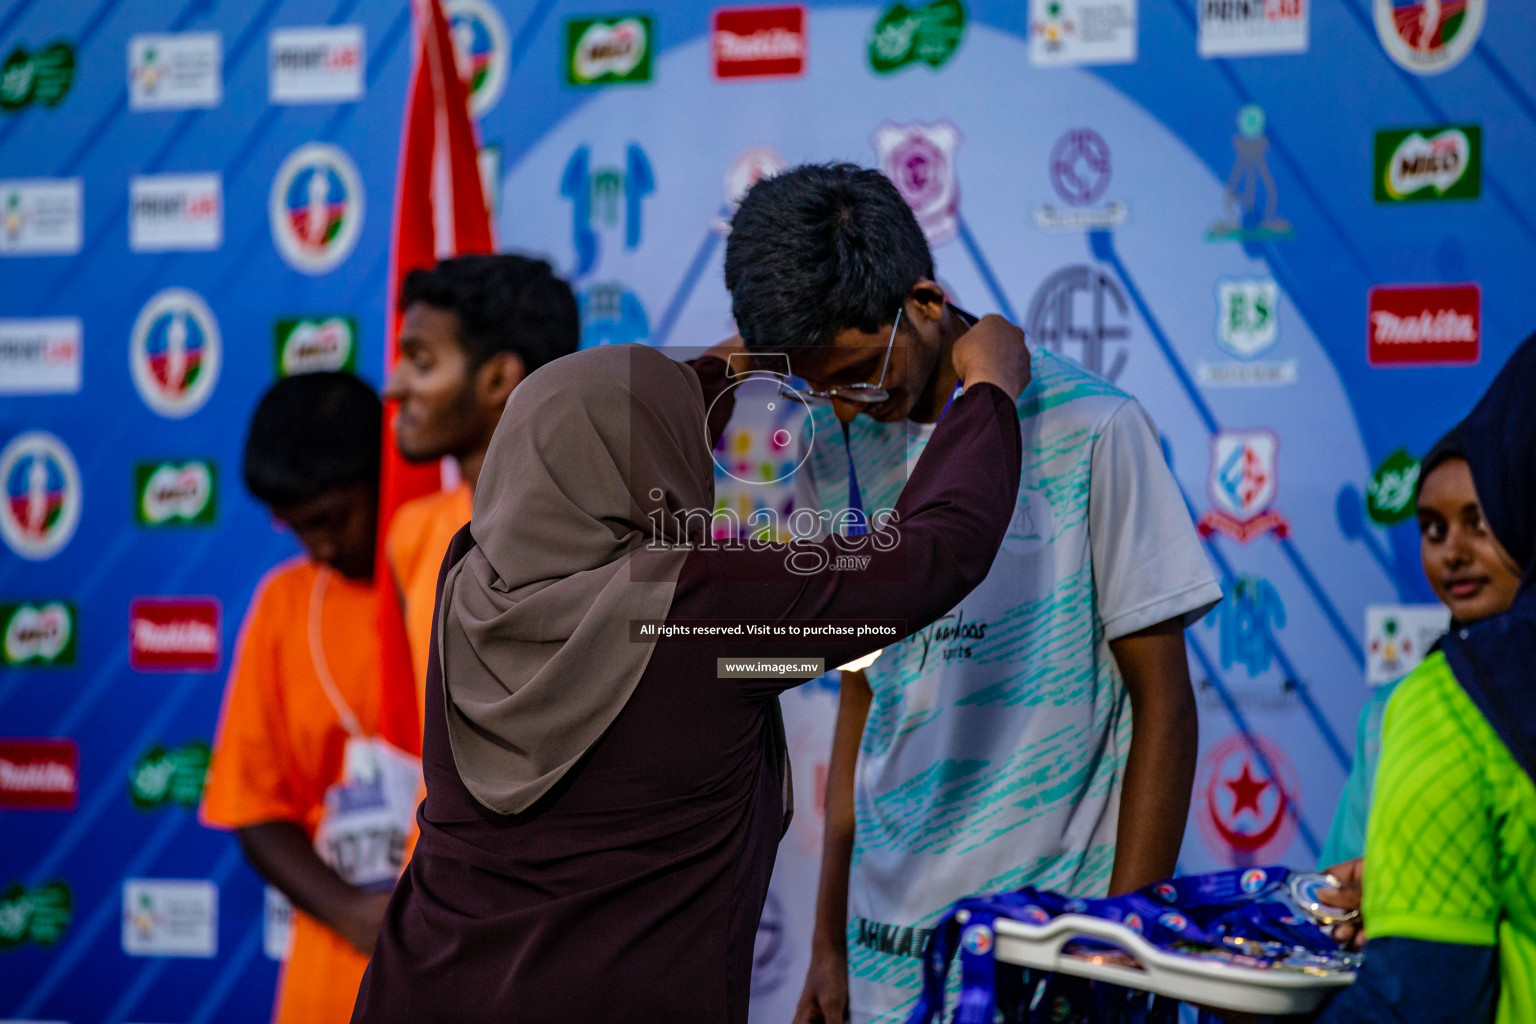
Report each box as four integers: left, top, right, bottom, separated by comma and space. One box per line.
351, 360, 1022, 1023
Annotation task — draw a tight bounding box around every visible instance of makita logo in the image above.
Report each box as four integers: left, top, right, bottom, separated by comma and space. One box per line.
129, 598, 221, 671
0, 739, 78, 810
712, 6, 806, 78
1368, 284, 1480, 366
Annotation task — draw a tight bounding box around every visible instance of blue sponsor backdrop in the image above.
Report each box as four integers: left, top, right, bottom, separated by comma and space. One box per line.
1, 0, 1533, 1020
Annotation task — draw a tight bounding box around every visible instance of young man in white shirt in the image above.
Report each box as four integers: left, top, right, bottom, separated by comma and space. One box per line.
724, 163, 1223, 1024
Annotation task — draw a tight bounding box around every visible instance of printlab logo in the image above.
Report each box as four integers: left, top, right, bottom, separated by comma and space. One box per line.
1, 601, 78, 667
129, 173, 222, 252
1198, 0, 1307, 58
1034, 127, 1127, 232
122, 879, 217, 958
129, 598, 221, 672
565, 13, 654, 87
1029, 0, 1138, 67
0, 739, 78, 810
871, 120, 961, 244
1366, 448, 1420, 525
1198, 429, 1290, 543
130, 741, 211, 810
1207, 105, 1292, 242
1366, 604, 1449, 684
270, 143, 364, 275
0, 317, 82, 395
0, 177, 83, 255
1195, 733, 1298, 864
1, 40, 76, 112
578, 284, 651, 348
1375, 0, 1483, 75
135, 460, 217, 527
128, 32, 221, 110
269, 25, 365, 104
448, 0, 509, 115
713, 6, 806, 79
1197, 278, 1296, 388
1374, 124, 1480, 203
130, 287, 221, 417
275, 316, 359, 376
1367, 283, 1480, 366
1025, 264, 1132, 383
868, 0, 966, 74
0, 880, 73, 949
560, 143, 654, 276
0, 431, 81, 561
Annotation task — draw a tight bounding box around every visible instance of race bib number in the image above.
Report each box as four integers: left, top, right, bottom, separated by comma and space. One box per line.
313, 737, 420, 890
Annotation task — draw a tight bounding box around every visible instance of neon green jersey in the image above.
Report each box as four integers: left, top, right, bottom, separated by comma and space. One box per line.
1365, 651, 1536, 1024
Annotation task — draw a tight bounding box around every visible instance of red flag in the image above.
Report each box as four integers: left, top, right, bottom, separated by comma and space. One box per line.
375, 0, 495, 755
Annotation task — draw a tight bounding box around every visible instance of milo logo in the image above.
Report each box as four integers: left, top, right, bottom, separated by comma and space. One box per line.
1374, 125, 1480, 203
565, 14, 654, 86
1, 601, 76, 666
129, 741, 211, 810
1367, 448, 1421, 526
869, 0, 966, 74
135, 460, 216, 526
275, 315, 358, 376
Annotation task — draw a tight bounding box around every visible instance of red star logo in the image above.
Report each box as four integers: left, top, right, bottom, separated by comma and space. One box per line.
1225, 762, 1270, 817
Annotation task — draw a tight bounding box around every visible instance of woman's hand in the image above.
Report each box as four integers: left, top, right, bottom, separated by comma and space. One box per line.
952, 315, 1031, 400
1317, 857, 1366, 951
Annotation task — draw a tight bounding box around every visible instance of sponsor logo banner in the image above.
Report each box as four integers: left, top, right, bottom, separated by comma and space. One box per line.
128, 598, 220, 672
1197, 276, 1296, 385
1195, 733, 1299, 864
0, 880, 72, 949
868, 0, 966, 73
129, 741, 210, 810
0, 432, 81, 561
1366, 448, 1420, 524
129, 173, 221, 252
1029, 0, 1137, 66
1, 40, 76, 112
1375, 0, 1483, 75
1, 601, 77, 667
448, 0, 509, 115
0, 318, 81, 395
1199, 0, 1307, 58
1374, 124, 1480, 202
269, 143, 364, 275
128, 32, 221, 110
1034, 127, 1127, 231
1366, 604, 1450, 685
871, 120, 961, 244
269, 25, 364, 103
713, 6, 806, 79
1026, 264, 1133, 383
0, 178, 82, 255
134, 460, 216, 527
565, 14, 655, 86
130, 288, 221, 417
1198, 429, 1290, 542
1367, 283, 1480, 366
1207, 105, 1292, 241
122, 879, 217, 957
577, 284, 651, 348
0, 739, 77, 810
275, 316, 358, 376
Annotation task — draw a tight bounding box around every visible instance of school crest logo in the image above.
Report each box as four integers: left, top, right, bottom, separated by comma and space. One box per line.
1216, 278, 1279, 358
269, 143, 363, 274
1198, 429, 1289, 543
130, 288, 221, 417
1375, 0, 1483, 75
1195, 733, 1299, 865
577, 283, 651, 348
135, 460, 216, 527
1207, 104, 1292, 242
1034, 127, 1127, 231
1, 601, 77, 666
716, 146, 787, 234
0, 431, 81, 560
448, 0, 509, 114
871, 120, 961, 244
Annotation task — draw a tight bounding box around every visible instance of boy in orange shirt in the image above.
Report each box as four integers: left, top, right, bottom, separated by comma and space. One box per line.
384, 255, 579, 698
202, 373, 417, 1024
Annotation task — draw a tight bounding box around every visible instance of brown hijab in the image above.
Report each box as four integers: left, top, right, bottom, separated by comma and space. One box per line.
437, 343, 712, 814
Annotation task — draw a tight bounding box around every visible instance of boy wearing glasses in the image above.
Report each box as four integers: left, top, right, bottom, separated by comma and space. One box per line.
725, 164, 1223, 1024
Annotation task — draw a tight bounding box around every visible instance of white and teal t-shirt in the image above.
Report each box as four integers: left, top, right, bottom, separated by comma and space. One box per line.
794, 349, 1222, 1023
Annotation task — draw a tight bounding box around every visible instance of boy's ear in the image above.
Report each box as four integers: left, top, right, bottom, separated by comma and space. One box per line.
477, 351, 527, 409
907, 279, 948, 324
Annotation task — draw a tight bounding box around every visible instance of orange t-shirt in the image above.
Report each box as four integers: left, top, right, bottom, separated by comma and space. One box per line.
385, 484, 472, 712
200, 558, 383, 1024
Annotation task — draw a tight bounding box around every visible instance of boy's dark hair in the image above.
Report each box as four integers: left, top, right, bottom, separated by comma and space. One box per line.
399, 253, 580, 372
244, 372, 382, 508
725, 163, 934, 351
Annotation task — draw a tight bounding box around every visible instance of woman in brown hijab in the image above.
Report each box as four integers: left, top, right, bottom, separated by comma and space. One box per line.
352, 326, 1029, 1024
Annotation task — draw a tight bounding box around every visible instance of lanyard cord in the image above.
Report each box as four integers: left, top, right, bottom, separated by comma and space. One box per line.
308, 567, 365, 739
841, 381, 963, 535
